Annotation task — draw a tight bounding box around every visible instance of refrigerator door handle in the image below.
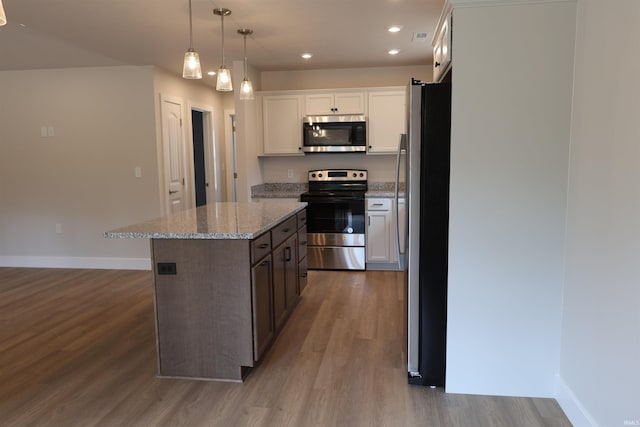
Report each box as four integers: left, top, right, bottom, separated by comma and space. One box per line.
395, 134, 407, 269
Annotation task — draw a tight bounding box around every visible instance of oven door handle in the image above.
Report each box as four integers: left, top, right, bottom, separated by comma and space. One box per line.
301, 196, 364, 203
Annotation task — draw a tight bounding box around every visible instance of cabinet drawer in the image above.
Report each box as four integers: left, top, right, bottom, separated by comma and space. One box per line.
367, 199, 391, 211
272, 216, 297, 248
251, 232, 272, 265
297, 227, 307, 261
297, 209, 307, 229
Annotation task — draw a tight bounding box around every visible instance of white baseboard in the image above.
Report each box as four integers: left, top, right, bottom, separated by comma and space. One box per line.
555, 374, 598, 427
0, 256, 151, 270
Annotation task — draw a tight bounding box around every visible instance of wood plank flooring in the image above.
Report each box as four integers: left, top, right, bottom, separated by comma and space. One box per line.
0, 267, 571, 426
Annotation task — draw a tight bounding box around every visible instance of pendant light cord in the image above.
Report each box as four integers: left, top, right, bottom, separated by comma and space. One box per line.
188, 0, 194, 49
220, 13, 225, 67
243, 35, 248, 77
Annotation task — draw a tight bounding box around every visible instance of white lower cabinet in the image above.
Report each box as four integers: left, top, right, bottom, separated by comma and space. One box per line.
366, 198, 397, 269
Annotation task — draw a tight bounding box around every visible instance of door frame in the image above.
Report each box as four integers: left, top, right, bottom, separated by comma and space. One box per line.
188, 102, 218, 204
159, 94, 190, 216
224, 108, 237, 202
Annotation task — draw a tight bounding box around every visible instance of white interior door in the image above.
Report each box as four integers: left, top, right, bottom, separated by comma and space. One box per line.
161, 98, 186, 214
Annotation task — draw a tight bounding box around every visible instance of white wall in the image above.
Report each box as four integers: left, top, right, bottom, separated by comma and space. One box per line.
558, 1, 640, 426
0, 66, 159, 269
232, 61, 264, 201
446, 2, 576, 397
152, 68, 228, 207
262, 154, 398, 184
261, 65, 431, 91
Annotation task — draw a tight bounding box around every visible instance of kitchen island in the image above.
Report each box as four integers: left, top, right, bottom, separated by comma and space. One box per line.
106, 200, 308, 382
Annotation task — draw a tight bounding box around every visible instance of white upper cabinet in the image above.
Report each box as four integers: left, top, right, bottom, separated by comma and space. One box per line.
367, 89, 406, 154
304, 91, 365, 115
262, 94, 304, 155
433, 11, 452, 82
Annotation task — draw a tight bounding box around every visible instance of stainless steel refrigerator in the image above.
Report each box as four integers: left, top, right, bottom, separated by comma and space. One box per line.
395, 78, 451, 387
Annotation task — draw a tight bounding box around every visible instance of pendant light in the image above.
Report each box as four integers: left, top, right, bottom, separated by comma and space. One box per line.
182, 0, 202, 79
0, 0, 7, 26
237, 29, 254, 100
213, 8, 232, 92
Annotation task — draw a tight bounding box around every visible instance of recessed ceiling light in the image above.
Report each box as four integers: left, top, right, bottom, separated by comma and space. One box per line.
301, 53, 313, 59
388, 49, 400, 55
387, 25, 403, 33
207, 71, 216, 76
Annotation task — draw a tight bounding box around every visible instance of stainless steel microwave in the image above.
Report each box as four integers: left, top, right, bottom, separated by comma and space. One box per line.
302, 115, 367, 153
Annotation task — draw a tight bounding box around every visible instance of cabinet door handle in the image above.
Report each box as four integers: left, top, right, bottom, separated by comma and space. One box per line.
300, 241, 307, 245
372, 203, 383, 207
258, 243, 269, 249
285, 247, 292, 262
435, 61, 441, 68
283, 228, 290, 233
301, 273, 307, 278
260, 260, 270, 267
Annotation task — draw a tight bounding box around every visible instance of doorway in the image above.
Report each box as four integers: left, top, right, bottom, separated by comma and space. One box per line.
192, 110, 206, 207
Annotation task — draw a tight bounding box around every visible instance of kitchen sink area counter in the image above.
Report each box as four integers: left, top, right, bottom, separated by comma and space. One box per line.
106, 200, 308, 382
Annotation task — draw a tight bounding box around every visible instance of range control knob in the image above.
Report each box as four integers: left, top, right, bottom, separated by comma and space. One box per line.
318, 173, 323, 178
353, 172, 357, 177
311, 173, 316, 178
359, 172, 364, 177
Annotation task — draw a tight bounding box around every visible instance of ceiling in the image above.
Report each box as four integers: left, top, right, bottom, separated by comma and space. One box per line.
0, 0, 444, 79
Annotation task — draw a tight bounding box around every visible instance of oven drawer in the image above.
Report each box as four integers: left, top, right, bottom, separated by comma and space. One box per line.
272, 216, 298, 248
307, 246, 365, 270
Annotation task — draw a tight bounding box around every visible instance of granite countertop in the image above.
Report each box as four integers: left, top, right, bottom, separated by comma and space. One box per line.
105, 200, 307, 240
251, 183, 307, 199
251, 182, 405, 199
366, 182, 405, 198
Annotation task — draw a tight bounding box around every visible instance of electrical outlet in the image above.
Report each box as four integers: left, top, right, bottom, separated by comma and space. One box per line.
55, 223, 62, 234
47, 126, 55, 137
41, 127, 48, 138
287, 169, 294, 179
157, 262, 177, 275
134, 167, 142, 178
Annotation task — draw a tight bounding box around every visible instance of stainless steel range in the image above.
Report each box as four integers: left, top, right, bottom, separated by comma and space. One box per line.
300, 169, 367, 270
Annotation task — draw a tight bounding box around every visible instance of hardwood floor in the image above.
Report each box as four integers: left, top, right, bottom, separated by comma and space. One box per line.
0, 267, 571, 426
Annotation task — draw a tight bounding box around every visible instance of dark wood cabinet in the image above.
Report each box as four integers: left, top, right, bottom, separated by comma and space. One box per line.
284, 234, 299, 311
297, 210, 308, 294
272, 242, 288, 332
273, 233, 298, 332
251, 255, 274, 362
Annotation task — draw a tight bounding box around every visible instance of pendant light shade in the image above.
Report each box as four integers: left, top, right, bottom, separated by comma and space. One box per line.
238, 29, 254, 100
240, 79, 254, 100
182, 0, 202, 79
183, 50, 202, 79
0, 0, 7, 26
214, 8, 233, 92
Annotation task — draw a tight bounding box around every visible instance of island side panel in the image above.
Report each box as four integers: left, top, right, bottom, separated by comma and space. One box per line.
152, 238, 253, 381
